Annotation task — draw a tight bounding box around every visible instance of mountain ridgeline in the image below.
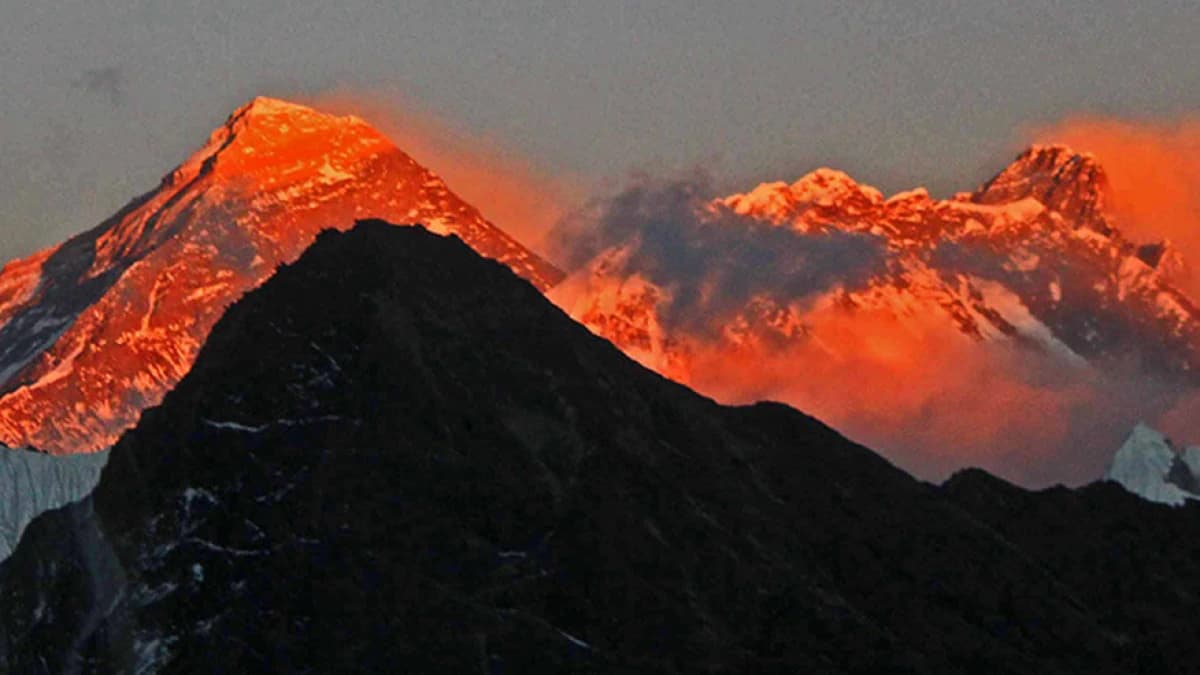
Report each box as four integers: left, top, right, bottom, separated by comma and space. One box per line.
1, 223, 1198, 674
550, 144, 1200, 484
558, 144, 1200, 383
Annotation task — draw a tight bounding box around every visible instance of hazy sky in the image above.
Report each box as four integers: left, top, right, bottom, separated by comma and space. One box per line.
2, 0, 1198, 261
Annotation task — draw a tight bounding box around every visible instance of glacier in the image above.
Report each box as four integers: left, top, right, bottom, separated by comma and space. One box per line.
0, 447, 108, 560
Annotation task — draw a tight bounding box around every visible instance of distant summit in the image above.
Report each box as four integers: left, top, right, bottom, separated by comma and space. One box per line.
1104, 423, 1200, 505
0, 97, 560, 453
973, 144, 1111, 233
562, 144, 1200, 379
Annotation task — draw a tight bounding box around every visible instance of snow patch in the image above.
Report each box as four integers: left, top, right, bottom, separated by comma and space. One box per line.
557, 629, 592, 650
971, 277, 1086, 366
202, 419, 269, 433
317, 159, 354, 185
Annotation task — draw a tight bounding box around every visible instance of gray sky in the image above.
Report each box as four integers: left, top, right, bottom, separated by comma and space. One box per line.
2, 0, 1198, 261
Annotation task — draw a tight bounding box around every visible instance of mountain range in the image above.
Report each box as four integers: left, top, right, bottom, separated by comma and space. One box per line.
2, 223, 1198, 673
557, 145, 1198, 376
0, 96, 1198, 672
550, 144, 1200, 482
2, 96, 1194, 487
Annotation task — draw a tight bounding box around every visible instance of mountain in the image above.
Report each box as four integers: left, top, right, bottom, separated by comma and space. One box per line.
548, 145, 1200, 483
940, 468, 1200, 673
2, 222, 1199, 673
0, 97, 560, 455
555, 145, 1200, 382
1103, 423, 1200, 505
973, 145, 1113, 234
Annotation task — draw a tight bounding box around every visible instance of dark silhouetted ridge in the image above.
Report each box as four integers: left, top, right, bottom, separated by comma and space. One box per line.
1, 221, 1199, 673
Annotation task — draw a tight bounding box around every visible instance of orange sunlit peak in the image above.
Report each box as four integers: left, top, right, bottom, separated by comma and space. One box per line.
227, 97, 373, 134
1021, 143, 1091, 159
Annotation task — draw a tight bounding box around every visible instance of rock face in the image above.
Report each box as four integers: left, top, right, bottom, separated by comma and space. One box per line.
0, 97, 560, 454
2, 222, 1199, 673
1104, 423, 1200, 505
973, 145, 1113, 233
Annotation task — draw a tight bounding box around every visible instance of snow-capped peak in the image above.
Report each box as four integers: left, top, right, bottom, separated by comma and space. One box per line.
1104, 423, 1199, 506
789, 168, 884, 206
973, 144, 1111, 233
719, 168, 884, 224
0, 96, 561, 454
228, 96, 373, 135
237, 95, 323, 117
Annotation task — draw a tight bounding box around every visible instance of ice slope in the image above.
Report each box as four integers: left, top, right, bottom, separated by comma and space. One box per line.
0, 447, 107, 560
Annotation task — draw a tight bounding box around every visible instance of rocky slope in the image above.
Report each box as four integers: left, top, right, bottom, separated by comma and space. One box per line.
2, 222, 1198, 673
0, 97, 559, 454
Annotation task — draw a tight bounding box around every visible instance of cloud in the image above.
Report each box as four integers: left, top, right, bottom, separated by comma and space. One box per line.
681, 306, 1186, 486
301, 86, 585, 257
72, 66, 125, 105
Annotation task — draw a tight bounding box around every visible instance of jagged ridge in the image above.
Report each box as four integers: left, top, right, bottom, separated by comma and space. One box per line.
558, 143, 1200, 405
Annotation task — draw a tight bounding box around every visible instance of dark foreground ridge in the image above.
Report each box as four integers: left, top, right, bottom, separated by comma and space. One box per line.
1, 221, 1198, 673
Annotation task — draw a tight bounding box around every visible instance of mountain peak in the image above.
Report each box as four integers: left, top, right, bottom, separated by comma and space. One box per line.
226, 96, 373, 134
190, 96, 380, 178
236, 95, 322, 117
973, 144, 1112, 232
1104, 423, 1198, 506
0, 97, 560, 454
720, 168, 884, 223
789, 167, 884, 204
1024, 142, 1095, 162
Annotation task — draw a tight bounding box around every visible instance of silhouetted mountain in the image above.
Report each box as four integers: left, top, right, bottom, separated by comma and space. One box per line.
1, 222, 1198, 673
942, 468, 1200, 672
